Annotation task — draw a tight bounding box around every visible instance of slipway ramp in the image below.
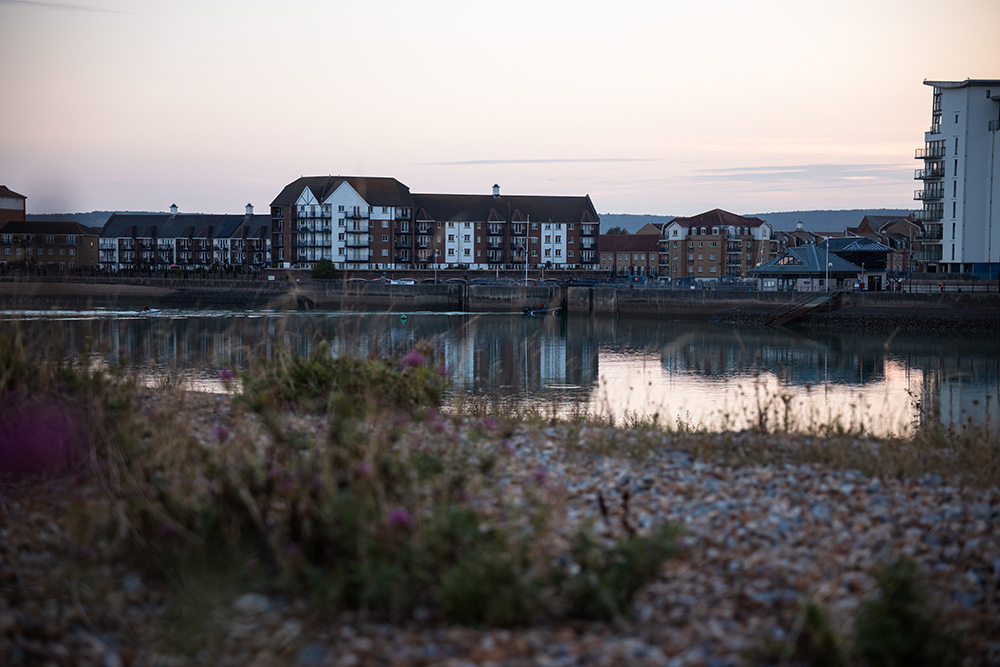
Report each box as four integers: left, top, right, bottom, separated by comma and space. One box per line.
770, 291, 843, 326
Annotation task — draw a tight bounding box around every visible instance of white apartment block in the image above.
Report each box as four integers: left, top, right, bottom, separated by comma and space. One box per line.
914, 79, 1000, 276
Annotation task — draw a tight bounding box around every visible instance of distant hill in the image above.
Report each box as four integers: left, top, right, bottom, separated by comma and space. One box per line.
26, 211, 163, 230
600, 209, 913, 234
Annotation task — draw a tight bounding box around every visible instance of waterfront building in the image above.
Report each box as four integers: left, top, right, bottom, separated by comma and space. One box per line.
269, 177, 600, 272
99, 204, 270, 272
0, 185, 27, 228
0, 220, 99, 272
659, 209, 780, 281
598, 233, 661, 276
913, 79, 1000, 277
750, 245, 863, 292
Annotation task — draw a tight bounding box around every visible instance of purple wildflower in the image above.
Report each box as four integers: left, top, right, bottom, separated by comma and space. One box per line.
158, 522, 180, 539
402, 350, 425, 368
386, 507, 413, 528
72, 545, 96, 559
218, 368, 235, 381
354, 461, 373, 478
214, 424, 232, 443
436, 363, 450, 376
532, 467, 549, 484
483, 417, 499, 431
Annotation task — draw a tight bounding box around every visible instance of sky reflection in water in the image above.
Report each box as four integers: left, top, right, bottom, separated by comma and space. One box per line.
4, 308, 997, 437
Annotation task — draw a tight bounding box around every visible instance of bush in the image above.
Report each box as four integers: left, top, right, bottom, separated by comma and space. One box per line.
311, 258, 337, 280
854, 558, 962, 666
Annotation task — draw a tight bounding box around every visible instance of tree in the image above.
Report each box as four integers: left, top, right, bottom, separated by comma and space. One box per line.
606, 226, 629, 235
311, 258, 337, 280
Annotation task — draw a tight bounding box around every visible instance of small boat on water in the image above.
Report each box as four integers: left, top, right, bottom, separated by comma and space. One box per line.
522, 306, 561, 317
139, 307, 161, 315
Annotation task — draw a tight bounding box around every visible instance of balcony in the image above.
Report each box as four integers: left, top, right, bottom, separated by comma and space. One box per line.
914, 186, 944, 201
914, 207, 944, 222
345, 211, 366, 220
915, 245, 943, 262
914, 167, 945, 180
346, 222, 369, 233
394, 240, 412, 249
344, 239, 369, 249
345, 251, 369, 262
580, 226, 597, 237
488, 227, 504, 236
919, 224, 943, 240
416, 224, 433, 234
915, 147, 946, 159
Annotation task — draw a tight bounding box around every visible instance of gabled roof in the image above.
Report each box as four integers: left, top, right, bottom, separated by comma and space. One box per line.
667, 209, 768, 229
750, 246, 862, 276
410, 193, 598, 224
0, 220, 96, 235
100, 213, 271, 239
597, 234, 660, 253
817, 237, 892, 254
0, 186, 26, 200
270, 176, 413, 208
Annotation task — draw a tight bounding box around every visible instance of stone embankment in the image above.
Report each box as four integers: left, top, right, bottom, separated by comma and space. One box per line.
4, 277, 1000, 334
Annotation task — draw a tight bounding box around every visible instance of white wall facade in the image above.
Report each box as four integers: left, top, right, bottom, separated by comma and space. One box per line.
921, 80, 1000, 274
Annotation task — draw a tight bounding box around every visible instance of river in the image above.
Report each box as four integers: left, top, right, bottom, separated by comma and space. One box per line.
5, 307, 998, 436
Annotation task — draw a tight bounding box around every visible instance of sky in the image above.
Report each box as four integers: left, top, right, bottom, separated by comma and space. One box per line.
1, 0, 998, 216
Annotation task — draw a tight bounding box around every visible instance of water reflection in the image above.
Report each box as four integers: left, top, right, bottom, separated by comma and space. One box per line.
5, 308, 997, 436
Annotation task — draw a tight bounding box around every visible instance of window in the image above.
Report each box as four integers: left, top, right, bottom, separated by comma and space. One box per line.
710, 241, 717, 248
709, 266, 717, 273
555, 249, 561, 257
338, 205, 344, 212
448, 248, 455, 256
698, 242, 703, 248
955, 113, 959, 123
16, 248, 21, 255
555, 236, 561, 243
953, 181, 957, 197
698, 254, 703, 260
463, 248, 470, 256
381, 249, 388, 256
448, 235, 455, 242
544, 249, 551, 257
463, 234, 470, 242
339, 233, 345, 241
382, 207, 389, 213
531, 223, 538, 230
544, 236, 551, 243
382, 221, 388, 228
697, 266, 703, 273
3, 248, 8, 255
382, 235, 389, 242
955, 137, 959, 154
953, 202, 957, 218
568, 250, 574, 257
464, 222, 471, 228
709, 254, 716, 260
672, 241, 677, 248
672, 230, 678, 237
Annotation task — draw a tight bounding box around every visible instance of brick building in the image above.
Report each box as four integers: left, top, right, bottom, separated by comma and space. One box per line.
598, 234, 661, 276
659, 209, 780, 281
0, 220, 99, 271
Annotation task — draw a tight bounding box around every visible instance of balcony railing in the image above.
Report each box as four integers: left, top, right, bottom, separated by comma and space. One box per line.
919, 224, 943, 240
915, 147, 946, 159
914, 208, 944, 222
914, 167, 945, 180
914, 187, 944, 200
915, 245, 943, 261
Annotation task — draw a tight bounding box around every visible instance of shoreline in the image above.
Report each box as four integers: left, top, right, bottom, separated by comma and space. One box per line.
3, 387, 998, 665
3, 277, 1000, 334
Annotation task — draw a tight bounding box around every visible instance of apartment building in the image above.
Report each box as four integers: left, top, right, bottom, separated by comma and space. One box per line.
0, 220, 99, 271
99, 204, 270, 272
659, 209, 780, 280
269, 177, 600, 271
914, 79, 1000, 277
598, 234, 661, 276
1, 185, 27, 228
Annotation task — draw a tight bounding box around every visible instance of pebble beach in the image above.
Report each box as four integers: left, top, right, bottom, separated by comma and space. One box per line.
2, 390, 999, 666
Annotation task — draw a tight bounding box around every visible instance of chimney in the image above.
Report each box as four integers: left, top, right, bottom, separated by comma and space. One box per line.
245, 203, 253, 216
170, 204, 178, 215
492, 184, 500, 198
795, 221, 803, 231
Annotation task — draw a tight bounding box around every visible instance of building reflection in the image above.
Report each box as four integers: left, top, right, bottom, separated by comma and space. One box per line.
9, 309, 998, 434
